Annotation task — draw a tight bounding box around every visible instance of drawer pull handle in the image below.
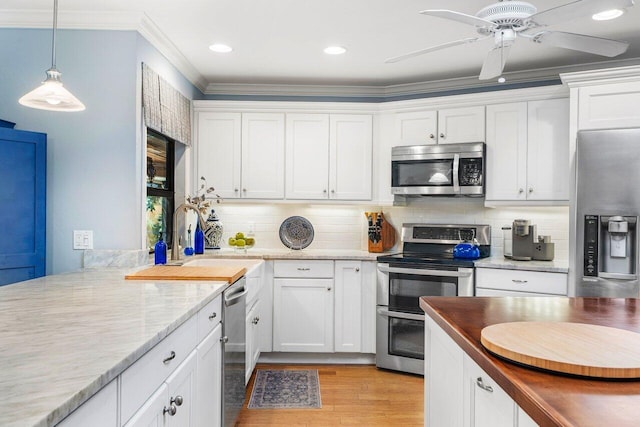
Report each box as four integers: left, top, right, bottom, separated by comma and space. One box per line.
297, 267, 311, 271
476, 377, 493, 393
209, 312, 217, 320
163, 351, 176, 364
163, 404, 177, 416
511, 279, 528, 284
171, 395, 184, 407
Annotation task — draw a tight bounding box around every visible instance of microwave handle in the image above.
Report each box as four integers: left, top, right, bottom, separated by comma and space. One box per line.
453, 153, 460, 193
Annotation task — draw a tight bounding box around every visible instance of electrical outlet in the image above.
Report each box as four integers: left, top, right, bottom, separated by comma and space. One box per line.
248, 222, 255, 236
73, 230, 94, 250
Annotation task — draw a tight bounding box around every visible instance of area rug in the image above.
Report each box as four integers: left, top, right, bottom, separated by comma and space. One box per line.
248, 369, 322, 409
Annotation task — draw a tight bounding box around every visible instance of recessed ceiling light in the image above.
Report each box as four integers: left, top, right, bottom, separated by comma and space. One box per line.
592, 9, 625, 20
324, 46, 347, 55
209, 44, 233, 53
498, 77, 506, 83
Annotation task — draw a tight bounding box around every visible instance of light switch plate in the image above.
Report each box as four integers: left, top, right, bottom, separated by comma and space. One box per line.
73, 230, 94, 250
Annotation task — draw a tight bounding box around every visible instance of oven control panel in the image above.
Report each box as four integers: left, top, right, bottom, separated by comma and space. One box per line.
413, 226, 475, 242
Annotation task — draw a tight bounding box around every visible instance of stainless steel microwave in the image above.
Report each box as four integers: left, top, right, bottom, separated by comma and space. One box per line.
391, 142, 485, 196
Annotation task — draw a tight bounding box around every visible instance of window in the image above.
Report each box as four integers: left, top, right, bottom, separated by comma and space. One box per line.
146, 129, 175, 251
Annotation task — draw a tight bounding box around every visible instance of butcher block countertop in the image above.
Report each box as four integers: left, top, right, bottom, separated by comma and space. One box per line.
420, 296, 640, 427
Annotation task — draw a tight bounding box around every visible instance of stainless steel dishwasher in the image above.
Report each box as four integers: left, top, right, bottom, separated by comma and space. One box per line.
222, 276, 247, 427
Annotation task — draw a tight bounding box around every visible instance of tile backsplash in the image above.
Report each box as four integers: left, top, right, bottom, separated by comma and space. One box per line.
211, 199, 569, 260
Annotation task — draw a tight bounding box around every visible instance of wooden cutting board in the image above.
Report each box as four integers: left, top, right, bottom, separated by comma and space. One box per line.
481, 321, 640, 379
125, 266, 246, 284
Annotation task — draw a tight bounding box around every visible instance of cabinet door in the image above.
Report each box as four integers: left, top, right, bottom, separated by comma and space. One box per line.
241, 113, 285, 199
395, 110, 438, 146
578, 81, 640, 129
425, 317, 464, 427
334, 261, 362, 352
464, 355, 515, 427
195, 324, 222, 427
285, 114, 330, 199
195, 112, 242, 199
329, 114, 373, 200
437, 106, 485, 144
123, 383, 168, 427
485, 103, 528, 201
58, 380, 118, 427
526, 98, 570, 201
273, 278, 334, 352
165, 351, 197, 427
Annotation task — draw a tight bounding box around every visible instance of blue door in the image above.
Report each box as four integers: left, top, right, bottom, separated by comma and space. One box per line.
0, 127, 46, 285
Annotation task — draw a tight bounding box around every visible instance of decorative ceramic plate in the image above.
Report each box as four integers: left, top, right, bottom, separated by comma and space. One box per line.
279, 216, 314, 250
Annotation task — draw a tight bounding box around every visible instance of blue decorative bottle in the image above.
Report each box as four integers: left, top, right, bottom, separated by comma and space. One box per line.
195, 221, 205, 254
154, 234, 167, 265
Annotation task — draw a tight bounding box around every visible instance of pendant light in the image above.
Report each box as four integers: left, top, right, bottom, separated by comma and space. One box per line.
18, 0, 85, 112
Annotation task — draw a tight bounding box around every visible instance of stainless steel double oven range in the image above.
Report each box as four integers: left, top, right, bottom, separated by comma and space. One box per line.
376, 223, 491, 375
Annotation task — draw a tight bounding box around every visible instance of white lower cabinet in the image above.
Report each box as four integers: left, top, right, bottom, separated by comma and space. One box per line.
334, 261, 362, 352
124, 383, 169, 427
425, 317, 539, 427
475, 267, 568, 296
57, 379, 118, 427
195, 324, 223, 427
246, 298, 262, 383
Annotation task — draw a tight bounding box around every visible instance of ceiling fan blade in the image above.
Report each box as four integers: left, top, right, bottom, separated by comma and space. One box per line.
385, 37, 482, 63
420, 9, 496, 28
533, 31, 629, 57
479, 45, 511, 80
527, 0, 634, 27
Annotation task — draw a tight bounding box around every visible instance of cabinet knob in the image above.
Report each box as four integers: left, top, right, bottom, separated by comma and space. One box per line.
518, 188, 524, 194
529, 187, 533, 193
327, 287, 332, 291
208, 312, 217, 320
234, 188, 239, 192
252, 317, 260, 325
220, 336, 229, 343
171, 395, 184, 407
163, 404, 177, 416
323, 189, 327, 193
331, 189, 335, 194
476, 377, 493, 393
429, 134, 435, 139
162, 350, 176, 364
355, 267, 360, 272
243, 188, 247, 192
440, 133, 445, 138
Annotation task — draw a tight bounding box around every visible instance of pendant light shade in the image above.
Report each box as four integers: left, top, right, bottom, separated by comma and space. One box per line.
18, 0, 85, 112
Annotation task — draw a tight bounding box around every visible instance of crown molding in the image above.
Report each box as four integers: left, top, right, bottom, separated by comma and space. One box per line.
560, 63, 640, 87
2, 9, 638, 99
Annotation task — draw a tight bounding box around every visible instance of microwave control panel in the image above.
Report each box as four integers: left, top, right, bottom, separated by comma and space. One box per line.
459, 158, 483, 186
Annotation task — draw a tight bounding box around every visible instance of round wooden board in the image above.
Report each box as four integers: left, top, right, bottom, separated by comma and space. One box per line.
481, 322, 640, 379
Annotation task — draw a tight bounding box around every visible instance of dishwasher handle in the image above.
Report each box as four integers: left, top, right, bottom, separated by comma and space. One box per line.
224, 286, 247, 307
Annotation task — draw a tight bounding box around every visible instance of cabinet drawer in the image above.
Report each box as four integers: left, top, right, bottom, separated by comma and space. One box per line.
197, 294, 222, 343
274, 260, 334, 278
476, 268, 567, 295
120, 314, 198, 424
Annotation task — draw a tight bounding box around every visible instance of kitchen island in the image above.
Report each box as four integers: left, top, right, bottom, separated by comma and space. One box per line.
420, 296, 640, 427
0, 268, 229, 427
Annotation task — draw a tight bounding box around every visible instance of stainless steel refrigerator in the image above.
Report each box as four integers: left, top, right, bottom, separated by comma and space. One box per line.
574, 127, 640, 297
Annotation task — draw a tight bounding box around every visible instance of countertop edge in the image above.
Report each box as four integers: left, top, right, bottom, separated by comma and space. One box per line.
419, 297, 570, 427
41, 284, 228, 427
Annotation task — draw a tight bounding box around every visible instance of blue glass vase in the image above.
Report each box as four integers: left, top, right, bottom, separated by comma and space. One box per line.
195, 222, 205, 254
154, 235, 167, 265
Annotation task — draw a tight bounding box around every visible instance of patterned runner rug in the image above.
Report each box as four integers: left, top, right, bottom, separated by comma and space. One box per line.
248, 369, 322, 409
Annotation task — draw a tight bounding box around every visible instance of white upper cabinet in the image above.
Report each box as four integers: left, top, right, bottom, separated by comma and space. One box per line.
286, 113, 372, 200
577, 81, 640, 130
395, 106, 484, 146
196, 112, 242, 199
241, 113, 285, 199
485, 98, 569, 203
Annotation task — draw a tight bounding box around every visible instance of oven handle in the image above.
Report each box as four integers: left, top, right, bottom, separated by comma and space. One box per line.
377, 265, 472, 278
452, 153, 460, 193
377, 307, 425, 322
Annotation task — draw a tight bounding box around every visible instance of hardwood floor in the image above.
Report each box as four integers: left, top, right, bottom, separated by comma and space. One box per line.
236, 364, 424, 426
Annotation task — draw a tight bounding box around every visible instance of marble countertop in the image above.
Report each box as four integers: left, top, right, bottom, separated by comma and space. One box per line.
0, 268, 228, 427
475, 255, 569, 273
173, 248, 380, 261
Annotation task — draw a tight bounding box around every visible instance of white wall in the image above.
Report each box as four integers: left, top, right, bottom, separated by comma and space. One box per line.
211, 201, 569, 260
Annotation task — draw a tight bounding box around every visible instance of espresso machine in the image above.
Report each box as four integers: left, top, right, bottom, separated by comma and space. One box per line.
512, 219, 536, 260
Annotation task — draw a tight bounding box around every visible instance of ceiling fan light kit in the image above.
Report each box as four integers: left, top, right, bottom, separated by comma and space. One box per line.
386, 0, 634, 81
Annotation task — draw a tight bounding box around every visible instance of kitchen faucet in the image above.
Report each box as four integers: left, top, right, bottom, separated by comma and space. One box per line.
171, 202, 207, 261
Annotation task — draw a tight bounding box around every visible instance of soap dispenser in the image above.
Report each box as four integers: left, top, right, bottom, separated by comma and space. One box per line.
154, 234, 167, 265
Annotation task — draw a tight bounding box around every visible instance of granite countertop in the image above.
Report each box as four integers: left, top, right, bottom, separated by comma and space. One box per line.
420, 296, 640, 427
475, 255, 569, 273
0, 268, 228, 427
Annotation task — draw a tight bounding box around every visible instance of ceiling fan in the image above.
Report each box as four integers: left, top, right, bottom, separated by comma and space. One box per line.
385, 0, 634, 80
